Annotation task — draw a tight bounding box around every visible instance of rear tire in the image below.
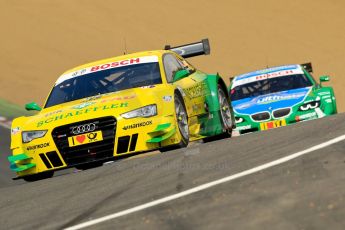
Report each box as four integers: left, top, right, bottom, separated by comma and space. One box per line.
203, 84, 234, 142
218, 84, 234, 132
160, 92, 189, 152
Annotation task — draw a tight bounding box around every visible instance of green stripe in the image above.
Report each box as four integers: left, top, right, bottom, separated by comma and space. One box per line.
149, 123, 171, 133
147, 128, 176, 143
8, 153, 36, 172
10, 163, 36, 172
8, 153, 31, 162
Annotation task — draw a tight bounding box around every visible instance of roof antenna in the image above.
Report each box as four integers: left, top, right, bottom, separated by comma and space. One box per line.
123, 37, 128, 55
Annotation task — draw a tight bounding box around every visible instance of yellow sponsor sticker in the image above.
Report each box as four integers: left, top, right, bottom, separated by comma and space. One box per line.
68, 131, 103, 147
260, 119, 286, 130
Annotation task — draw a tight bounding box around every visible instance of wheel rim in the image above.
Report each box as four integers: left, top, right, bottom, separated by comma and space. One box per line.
218, 89, 233, 129
175, 97, 189, 140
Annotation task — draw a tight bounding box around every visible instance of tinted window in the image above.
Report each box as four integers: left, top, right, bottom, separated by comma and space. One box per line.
163, 54, 183, 83
231, 74, 313, 101
45, 62, 161, 108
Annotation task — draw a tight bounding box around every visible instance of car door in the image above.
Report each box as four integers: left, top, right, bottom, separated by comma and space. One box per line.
162, 53, 208, 119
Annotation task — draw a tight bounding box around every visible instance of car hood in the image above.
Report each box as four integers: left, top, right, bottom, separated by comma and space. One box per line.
18, 85, 173, 129
232, 87, 311, 115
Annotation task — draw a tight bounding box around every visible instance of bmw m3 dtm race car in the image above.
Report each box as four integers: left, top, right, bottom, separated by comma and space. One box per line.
229, 63, 337, 134
9, 39, 235, 181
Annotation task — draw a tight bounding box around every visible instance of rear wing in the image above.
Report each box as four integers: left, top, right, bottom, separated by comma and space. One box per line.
301, 62, 313, 73
164, 38, 210, 58
229, 76, 235, 88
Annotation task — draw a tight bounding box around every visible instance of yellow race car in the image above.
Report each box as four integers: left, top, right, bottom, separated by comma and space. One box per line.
9, 39, 234, 181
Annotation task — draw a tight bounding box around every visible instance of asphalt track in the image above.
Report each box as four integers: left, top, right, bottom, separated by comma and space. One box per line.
0, 114, 344, 230
0, 126, 25, 188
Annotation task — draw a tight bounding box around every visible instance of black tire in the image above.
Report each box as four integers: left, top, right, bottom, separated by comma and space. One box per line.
23, 171, 54, 182
160, 92, 189, 152
203, 84, 233, 142
218, 85, 234, 132
75, 161, 104, 170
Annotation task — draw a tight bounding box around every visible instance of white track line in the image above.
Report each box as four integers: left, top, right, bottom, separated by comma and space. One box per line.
65, 134, 345, 230
0, 116, 11, 129
0, 122, 11, 129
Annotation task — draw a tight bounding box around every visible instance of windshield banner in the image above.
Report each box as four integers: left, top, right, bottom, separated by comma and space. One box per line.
232, 68, 304, 88
55, 55, 159, 85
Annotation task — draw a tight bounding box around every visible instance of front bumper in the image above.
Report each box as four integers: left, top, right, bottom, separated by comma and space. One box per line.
10, 115, 179, 177
235, 109, 324, 134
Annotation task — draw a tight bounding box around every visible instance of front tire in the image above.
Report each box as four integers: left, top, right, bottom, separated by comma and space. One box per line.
23, 171, 54, 182
75, 161, 104, 170
160, 93, 189, 152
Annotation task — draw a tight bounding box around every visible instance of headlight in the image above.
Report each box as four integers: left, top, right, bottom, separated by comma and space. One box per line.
121, 104, 157, 119
235, 117, 244, 124
299, 101, 320, 111
22, 130, 47, 143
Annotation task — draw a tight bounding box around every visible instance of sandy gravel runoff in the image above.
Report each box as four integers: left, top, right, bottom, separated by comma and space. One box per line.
0, 0, 344, 112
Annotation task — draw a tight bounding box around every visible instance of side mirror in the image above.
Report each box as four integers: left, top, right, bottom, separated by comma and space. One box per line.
319, 75, 330, 87
320, 75, 330, 82
25, 102, 42, 111
173, 69, 190, 82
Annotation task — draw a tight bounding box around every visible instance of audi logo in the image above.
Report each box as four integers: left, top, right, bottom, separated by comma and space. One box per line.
71, 123, 96, 135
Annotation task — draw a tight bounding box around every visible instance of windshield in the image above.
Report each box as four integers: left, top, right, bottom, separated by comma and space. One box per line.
45, 62, 161, 108
230, 74, 313, 101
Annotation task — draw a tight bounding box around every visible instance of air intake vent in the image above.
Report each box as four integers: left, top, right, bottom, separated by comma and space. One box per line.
273, 108, 291, 118
251, 112, 270, 121
39, 153, 52, 169
52, 116, 116, 166
46, 151, 64, 167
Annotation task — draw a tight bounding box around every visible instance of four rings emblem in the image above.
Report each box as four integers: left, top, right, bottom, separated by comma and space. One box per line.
71, 123, 96, 135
